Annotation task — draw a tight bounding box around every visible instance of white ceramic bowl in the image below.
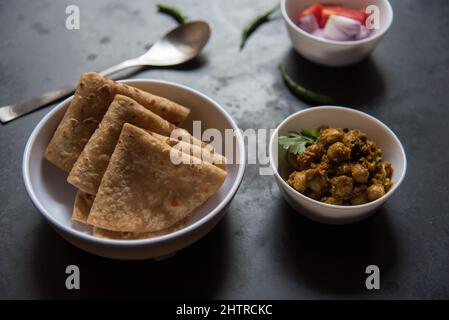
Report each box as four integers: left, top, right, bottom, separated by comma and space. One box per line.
269, 106, 406, 224
281, 0, 394, 66
23, 79, 245, 260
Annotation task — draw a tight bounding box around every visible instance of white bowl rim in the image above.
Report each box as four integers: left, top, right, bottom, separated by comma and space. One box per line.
269, 106, 407, 210
22, 79, 246, 246
281, 0, 394, 46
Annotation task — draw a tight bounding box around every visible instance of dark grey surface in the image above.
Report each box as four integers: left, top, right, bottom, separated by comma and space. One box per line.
0, 0, 448, 299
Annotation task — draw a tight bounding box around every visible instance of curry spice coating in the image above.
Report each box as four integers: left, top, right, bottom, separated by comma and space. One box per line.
287, 127, 393, 205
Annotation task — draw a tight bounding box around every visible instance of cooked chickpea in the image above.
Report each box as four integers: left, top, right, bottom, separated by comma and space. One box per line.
383, 161, 394, 177
298, 144, 324, 170
317, 128, 344, 145
327, 142, 351, 163
335, 163, 352, 176
285, 127, 393, 206
351, 193, 368, 205
351, 164, 369, 183
288, 171, 307, 193
322, 197, 343, 205
367, 184, 385, 201
331, 176, 354, 199
343, 129, 367, 147
305, 168, 326, 193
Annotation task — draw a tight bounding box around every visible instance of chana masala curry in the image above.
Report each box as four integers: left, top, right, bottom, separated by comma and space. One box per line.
279, 127, 393, 206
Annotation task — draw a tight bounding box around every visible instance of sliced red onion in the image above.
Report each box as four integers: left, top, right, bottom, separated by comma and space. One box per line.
323, 15, 361, 41
297, 14, 319, 34
355, 25, 371, 40
311, 28, 325, 38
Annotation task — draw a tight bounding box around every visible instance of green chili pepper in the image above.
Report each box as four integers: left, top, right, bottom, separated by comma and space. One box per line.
240, 4, 280, 51
278, 65, 333, 105
156, 3, 189, 24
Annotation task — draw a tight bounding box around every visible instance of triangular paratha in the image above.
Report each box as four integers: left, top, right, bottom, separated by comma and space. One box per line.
45, 72, 190, 172
72, 190, 95, 224
72, 190, 188, 240
86, 123, 227, 233
67, 95, 225, 195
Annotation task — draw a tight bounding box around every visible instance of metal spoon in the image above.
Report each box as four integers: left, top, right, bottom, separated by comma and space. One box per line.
0, 20, 211, 123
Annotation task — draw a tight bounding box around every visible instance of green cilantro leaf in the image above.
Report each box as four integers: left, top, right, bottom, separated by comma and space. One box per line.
278, 130, 317, 156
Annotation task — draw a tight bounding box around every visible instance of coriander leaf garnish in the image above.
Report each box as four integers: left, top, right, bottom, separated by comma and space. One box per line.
156, 3, 189, 24
300, 128, 319, 139
278, 131, 317, 155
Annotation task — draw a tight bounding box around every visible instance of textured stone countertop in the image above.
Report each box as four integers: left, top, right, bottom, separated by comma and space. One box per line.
0, 0, 448, 299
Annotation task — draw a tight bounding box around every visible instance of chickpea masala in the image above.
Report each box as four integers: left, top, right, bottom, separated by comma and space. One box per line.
279, 127, 393, 206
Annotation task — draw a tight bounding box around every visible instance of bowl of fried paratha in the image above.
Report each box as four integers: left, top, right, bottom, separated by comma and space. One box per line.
23, 73, 245, 260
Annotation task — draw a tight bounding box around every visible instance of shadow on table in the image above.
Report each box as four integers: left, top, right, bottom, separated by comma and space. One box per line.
30, 210, 230, 299
274, 200, 398, 295
276, 49, 385, 107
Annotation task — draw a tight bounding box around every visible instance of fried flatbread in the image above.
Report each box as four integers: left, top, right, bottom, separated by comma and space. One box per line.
148, 131, 226, 170
67, 95, 225, 195
92, 219, 187, 240
44, 72, 190, 172
72, 190, 189, 239
86, 123, 227, 233
71, 190, 95, 224
73, 191, 188, 239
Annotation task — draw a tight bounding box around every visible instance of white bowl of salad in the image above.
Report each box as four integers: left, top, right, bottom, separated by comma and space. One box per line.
281, 0, 394, 66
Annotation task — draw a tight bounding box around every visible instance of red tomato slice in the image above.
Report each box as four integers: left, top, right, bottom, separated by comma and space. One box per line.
321, 6, 367, 27
298, 3, 323, 24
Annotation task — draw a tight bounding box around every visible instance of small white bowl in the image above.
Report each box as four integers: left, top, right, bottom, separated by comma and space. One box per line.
23, 79, 245, 260
281, 0, 394, 66
269, 106, 406, 224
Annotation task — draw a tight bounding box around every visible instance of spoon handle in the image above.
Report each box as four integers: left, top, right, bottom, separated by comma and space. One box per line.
99, 60, 140, 77
0, 86, 75, 123
0, 59, 141, 124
